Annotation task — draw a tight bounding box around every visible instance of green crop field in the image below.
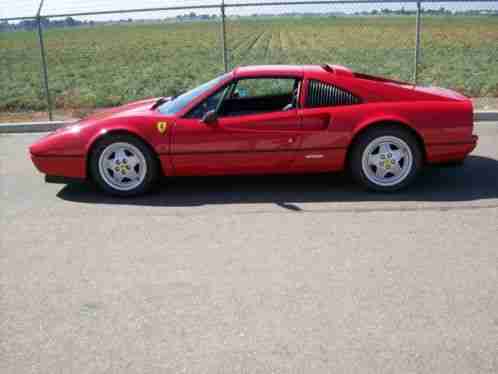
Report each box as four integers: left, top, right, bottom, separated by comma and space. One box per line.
1, 15, 497, 113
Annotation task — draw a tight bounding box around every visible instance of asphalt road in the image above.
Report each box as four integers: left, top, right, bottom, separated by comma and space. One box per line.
1, 124, 497, 373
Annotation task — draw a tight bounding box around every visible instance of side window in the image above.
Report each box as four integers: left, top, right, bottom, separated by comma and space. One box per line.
306, 80, 361, 108
186, 85, 230, 118
218, 78, 299, 117
231, 78, 295, 98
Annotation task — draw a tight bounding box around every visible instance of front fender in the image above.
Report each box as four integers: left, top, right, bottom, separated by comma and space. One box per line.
84, 123, 151, 154
82, 117, 173, 177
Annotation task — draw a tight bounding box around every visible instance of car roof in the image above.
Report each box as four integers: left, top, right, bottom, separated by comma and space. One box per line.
232, 64, 353, 78
233, 65, 304, 78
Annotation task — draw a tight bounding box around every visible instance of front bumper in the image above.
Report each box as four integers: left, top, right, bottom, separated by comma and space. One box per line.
426, 135, 478, 164
31, 154, 86, 179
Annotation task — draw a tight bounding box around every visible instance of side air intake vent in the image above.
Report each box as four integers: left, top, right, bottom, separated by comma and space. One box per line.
306, 80, 361, 108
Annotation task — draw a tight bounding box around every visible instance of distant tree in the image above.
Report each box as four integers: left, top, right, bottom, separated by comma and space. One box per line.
65, 17, 77, 27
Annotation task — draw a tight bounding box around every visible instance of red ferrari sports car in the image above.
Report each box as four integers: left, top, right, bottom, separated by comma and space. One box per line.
30, 64, 478, 196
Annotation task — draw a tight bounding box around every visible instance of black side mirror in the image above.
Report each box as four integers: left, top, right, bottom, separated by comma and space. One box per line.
201, 110, 218, 125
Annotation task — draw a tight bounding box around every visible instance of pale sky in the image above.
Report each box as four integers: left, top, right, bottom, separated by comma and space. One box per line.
1, 0, 497, 20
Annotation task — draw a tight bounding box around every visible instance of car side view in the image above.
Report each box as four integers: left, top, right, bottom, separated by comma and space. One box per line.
30, 64, 478, 196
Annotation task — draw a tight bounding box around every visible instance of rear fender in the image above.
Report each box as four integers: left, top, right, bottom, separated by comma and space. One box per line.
352, 113, 415, 138
349, 114, 426, 162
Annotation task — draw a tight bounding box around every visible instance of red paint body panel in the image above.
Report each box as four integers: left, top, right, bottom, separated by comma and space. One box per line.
171, 110, 302, 175
29, 64, 478, 182
171, 151, 297, 176
291, 149, 347, 172
426, 135, 478, 163
31, 155, 86, 178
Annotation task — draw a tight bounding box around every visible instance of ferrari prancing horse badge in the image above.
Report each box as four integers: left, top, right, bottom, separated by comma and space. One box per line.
156, 121, 168, 134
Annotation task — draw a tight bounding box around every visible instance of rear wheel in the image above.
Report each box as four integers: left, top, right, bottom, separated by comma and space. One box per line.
350, 126, 423, 192
89, 134, 158, 196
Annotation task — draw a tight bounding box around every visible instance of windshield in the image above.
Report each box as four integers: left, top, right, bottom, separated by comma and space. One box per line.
157, 73, 230, 115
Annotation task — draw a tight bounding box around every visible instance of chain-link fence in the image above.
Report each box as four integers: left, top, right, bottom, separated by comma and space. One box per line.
1, 0, 497, 122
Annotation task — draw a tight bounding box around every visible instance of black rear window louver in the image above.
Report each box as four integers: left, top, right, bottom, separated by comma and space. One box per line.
306, 80, 361, 108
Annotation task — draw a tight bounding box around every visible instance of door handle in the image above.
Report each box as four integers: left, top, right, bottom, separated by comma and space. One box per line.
288, 137, 295, 144
301, 114, 331, 131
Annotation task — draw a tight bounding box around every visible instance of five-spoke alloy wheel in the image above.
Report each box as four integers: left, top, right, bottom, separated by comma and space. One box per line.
90, 134, 158, 196
350, 126, 422, 192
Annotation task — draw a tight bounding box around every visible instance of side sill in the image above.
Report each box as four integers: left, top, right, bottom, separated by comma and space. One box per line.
45, 175, 86, 184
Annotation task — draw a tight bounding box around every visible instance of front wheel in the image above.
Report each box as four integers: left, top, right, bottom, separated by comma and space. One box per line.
350, 127, 423, 192
89, 134, 158, 196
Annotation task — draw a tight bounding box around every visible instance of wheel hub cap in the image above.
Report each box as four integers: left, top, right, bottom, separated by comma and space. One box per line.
98, 142, 147, 191
361, 136, 413, 187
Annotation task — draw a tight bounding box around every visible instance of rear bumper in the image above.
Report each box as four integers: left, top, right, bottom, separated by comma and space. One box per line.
426, 135, 478, 164
31, 154, 86, 179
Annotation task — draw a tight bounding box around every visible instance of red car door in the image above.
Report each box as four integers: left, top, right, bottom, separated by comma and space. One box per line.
171, 109, 302, 175
292, 106, 357, 172
291, 78, 363, 172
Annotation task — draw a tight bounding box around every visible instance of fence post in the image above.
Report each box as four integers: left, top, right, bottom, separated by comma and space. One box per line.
413, 0, 422, 84
220, 0, 228, 72
37, 16, 53, 121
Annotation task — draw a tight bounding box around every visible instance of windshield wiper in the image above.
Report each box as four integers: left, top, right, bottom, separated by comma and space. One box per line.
151, 96, 169, 110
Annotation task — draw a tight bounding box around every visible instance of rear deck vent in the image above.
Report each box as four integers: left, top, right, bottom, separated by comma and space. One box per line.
306, 80, 361, 108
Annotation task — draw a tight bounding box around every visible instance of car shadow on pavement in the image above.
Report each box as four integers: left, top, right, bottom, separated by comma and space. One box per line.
57, 155, 498, 207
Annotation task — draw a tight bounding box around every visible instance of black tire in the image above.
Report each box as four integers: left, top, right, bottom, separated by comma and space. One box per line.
438, 159, 465, 167
89, 134, 159, 197
349, 126, 423, 192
